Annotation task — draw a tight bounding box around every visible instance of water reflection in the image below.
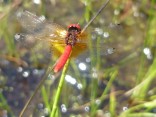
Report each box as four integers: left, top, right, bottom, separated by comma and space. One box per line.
103, 32, 110, 38
65, 75, 76, 85
43, 108, 49, 116
48, 73, 55, 80
33, 0, 41, 4
22, 70, 30, 78
65, 75, 83, 92
92, 67, 98, 78
84, 106, 90, 112
61, 104, 67, 113
78, 62, 87, 71
77, 83, 82, 90
114, 9, 120, 15
95, 99, 101, 105
94, 28, 103, 35
17, 67, 23, 73
123, 106, 128, 111
143, 47, 152, 60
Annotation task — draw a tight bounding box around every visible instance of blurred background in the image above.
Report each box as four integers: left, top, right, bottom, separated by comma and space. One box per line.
0, 0, 156, 117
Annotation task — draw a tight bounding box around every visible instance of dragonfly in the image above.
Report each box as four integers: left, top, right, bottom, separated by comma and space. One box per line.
15, 0, 114, 73
16, 0, 115, 116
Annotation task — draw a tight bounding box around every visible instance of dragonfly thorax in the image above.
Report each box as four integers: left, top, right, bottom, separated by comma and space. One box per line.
65, 25, 81, 46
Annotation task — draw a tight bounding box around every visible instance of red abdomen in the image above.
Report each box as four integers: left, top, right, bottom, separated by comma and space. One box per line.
53, 45, 72, 73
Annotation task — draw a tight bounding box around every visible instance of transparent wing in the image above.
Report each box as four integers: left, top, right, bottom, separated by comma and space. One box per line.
76, 41, 115, 56
16, 10, 67, 42
15, 10, 68, 59
14, 34, 51, 69
74, 30, 115, 57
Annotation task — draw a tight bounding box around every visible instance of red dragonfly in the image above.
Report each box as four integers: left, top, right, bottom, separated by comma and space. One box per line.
15, 0, 113, 73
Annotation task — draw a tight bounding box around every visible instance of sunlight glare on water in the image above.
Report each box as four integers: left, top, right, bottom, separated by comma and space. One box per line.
78, 62, 87, 71
17, 67, 23, 73
33, 0, 41, 4
38, 15, 46, 22
103, 32, 109, 38
48, 73, 55, 80
22, 71, 30, 78
33, 69, 44, 76
92, 68, 98, 78
84, 106, 90, 112
44, 108, 49, 116
92, 72, 98, 78
91, 33, 97, 40
114, 9, 120, 16
123, 106, 128, 111
95, 99, 101, 105
14, 33, 25, 42
65, 75, 76, 85
14, 34, 21, 41
94, 28, 103, 35
61, 104, 67, 113
77, 83, 83, 90
107, 48, 114, 55
143, 47, 152, 60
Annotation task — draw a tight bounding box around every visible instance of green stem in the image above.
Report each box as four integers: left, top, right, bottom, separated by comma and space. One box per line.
50, 59, 70, 117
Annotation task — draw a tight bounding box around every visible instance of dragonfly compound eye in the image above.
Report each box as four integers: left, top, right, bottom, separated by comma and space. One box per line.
67, 24, 81, 32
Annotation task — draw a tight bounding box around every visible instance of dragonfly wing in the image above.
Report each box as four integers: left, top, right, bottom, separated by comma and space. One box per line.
16, 10, 68, 58
76, 41, 115, 56
14, 32, 66, 59
16, 10, 67, 42
16, 10, 46, 33
76, 32, 115, 56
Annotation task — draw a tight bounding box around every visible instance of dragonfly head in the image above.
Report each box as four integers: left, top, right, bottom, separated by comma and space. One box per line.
67, 24, 81, 33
